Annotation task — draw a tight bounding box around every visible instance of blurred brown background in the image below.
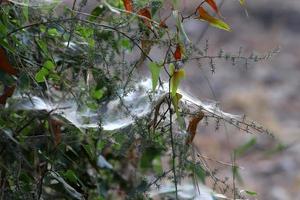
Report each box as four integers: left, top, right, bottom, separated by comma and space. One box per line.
182, 0, 300, 199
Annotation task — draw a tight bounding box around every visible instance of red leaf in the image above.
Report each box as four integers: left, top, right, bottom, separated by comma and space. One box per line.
0, 48, 17, 75
0, 85, 15, 105
205, 0, 220, 16
138, 7, 152, 29
173, 44, 182, 60
186, 112, 204, 145
122, 0, 133, 12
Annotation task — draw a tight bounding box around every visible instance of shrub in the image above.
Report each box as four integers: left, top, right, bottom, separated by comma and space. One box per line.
0, 0, 278, 199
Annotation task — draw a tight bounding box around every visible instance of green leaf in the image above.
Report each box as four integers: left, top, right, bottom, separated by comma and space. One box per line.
48, 28, 59, 37
148, 62, 161, 91
43, 60, 55, 70
64, 170, 78, 184
91, 88, 104, 100
35, 68, 49, 83
245, 190, 257, 196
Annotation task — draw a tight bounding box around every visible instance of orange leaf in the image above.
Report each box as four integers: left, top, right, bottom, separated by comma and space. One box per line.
196, 7, 230, 31
173, 44, 182, 60
0, 48, 17, 75
186, 112, 204, 145
138, 7, 152, 29
0, 85, 15, 105
122, 0, 133, 12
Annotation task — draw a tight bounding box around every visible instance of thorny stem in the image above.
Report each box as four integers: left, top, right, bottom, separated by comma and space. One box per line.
168, 76, 178, 199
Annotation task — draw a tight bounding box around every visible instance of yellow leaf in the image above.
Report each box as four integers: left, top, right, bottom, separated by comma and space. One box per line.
196, 7, 231, 31
169, 64, 185, 97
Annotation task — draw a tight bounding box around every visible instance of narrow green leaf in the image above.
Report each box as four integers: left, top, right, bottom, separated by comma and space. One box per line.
148, 62, 161, 91
245, 190, 257, 196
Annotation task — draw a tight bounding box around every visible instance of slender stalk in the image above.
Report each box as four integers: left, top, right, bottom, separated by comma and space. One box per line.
168, 76, 178, 199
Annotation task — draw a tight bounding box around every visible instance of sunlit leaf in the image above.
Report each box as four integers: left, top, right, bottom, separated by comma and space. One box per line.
186, 111, 204, 144
196, 7, 231, 31
148, 62, 161, 91
43, 60, 55, 70
35, 68, 48, 83
35, 60, 55, 83
170, 63, 185, 97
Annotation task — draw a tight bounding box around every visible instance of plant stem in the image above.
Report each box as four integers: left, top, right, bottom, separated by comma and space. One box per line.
168, 77, 178, 199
